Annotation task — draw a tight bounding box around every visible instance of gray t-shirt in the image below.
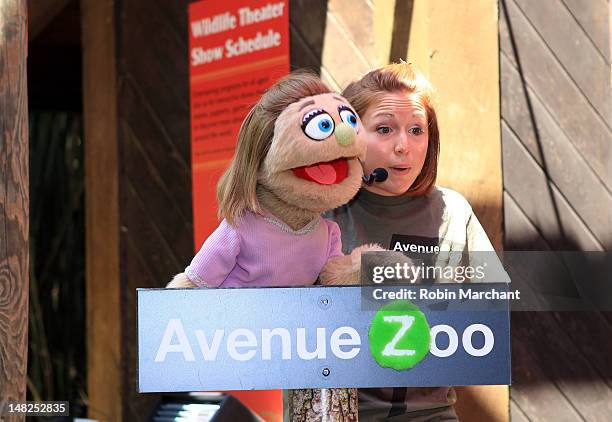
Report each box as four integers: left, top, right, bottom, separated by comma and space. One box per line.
325, 186, 503, 421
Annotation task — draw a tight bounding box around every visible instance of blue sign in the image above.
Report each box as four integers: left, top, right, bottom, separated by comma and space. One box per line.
138, 285, 510, 392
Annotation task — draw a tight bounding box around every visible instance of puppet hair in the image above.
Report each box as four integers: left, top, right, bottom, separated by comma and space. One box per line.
342, 62, 439, 197
217, 71, 332, 225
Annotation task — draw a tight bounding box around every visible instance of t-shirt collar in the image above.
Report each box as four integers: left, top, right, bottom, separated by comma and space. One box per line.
356, 188, 420, 206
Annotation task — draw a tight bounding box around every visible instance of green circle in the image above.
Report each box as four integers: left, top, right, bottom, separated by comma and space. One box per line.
368, 300, 431, 370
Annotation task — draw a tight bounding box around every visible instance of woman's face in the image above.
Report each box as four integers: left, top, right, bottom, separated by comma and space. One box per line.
360, 91, 429, 196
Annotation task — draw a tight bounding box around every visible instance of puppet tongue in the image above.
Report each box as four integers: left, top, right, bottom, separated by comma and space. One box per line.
292, 158, 348, 185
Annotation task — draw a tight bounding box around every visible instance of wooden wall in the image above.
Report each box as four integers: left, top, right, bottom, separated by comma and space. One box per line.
116, 0, 194, 416
500, 0, 612, 420
83, 0, 193, 419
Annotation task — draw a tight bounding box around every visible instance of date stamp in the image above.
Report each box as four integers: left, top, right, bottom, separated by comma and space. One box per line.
0, 401, 69, 417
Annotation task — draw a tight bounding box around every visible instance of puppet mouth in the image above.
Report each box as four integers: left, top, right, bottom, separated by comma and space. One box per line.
291, 158, 349, 185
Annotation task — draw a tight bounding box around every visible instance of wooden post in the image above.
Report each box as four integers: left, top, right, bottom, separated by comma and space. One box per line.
407, 1, 508, 420
407, 0, 504, 250
81, 0, 122, 420
0, 0, 30, 415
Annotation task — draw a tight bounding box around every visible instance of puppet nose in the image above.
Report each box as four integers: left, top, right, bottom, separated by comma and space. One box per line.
335, 122, 355, 146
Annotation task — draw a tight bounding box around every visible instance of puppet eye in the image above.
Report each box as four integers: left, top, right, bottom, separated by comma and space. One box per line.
302, 111, 335, 141
338, 106, 358, 128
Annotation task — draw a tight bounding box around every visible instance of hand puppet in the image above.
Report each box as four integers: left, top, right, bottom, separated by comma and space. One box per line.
168, 73, 376, 290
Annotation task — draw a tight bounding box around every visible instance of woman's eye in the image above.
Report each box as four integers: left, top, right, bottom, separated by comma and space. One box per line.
339, 108, 358, 127
302, 112, 335, 141
376, 126, 391, 135
409, 127, 424, 136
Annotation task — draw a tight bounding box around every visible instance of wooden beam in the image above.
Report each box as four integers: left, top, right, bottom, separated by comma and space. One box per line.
27, 0, 71, 39
0, 0, 30, 412
408, 0, 503, 250
406, 0, 508, 420
81, 0, 122, 420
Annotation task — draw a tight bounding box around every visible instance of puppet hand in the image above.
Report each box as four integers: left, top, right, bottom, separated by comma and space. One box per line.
320, 243, 385, 285
166, 272, 198, 288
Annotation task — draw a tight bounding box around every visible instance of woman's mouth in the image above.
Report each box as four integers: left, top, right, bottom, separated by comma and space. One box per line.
389, 166, 411, 175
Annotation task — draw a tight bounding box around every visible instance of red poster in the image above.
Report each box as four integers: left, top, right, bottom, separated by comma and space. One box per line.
188, 1, 289, 420
189, 0, 290, 249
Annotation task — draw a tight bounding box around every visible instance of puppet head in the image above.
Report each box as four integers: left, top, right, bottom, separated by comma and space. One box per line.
259, 92, 365, 213
217, 72, 365, 225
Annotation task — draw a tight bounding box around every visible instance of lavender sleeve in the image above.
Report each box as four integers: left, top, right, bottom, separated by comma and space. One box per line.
185, 219, 240, 287
325, 219, 344, 258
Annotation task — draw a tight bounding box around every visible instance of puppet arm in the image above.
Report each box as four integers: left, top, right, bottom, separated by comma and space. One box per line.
320, 245, 415, 286
166, 272, 197, 288
320, 243, 385, 285
166, 219, 240, 289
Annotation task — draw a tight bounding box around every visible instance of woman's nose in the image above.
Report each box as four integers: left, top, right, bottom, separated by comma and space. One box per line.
394, 133, 408, 154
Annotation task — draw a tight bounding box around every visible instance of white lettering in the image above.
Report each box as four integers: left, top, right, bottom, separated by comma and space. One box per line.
296, 328, 326, 360
262, 328, 291, 360
330, 327, 361, 359
238, 2, 285, 26
191, 46, 224, 66
155, 319, 195, 362
225, 30, 281, 58
194, 329, 224, 360
430, 324, 459, 357
462, 324, 494, 357
190, 12, 236, 38
382, 315, 416, 357
227, 329, 257, 361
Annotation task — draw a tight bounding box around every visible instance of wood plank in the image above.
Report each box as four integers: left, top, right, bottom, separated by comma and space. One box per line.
289, 0, 327, 60
505, 194, 612, 392
551, 311, 612, 390
408, 0, 504, 252
502, 121, 604, 251
504, 191, 552, 251
513, 0, 611, 127
373, 0, 397, 66
122, 236, 162, 421
291, 0, 371, 89
81, 0, 122, 419
321, 10, 371, 89
500, 0, 612, 191
513, 311, 612, 421
120, 0, 190, 161
116, 1, 194, 419
503, 191, 594, 314
510, 399, 530, 422
152, 0, 189, 52
501, 55, 612, 249
123, 181, 186, 286
328, 0, 377, 66
120, 76, 192, 222
561, 0, 610, 62
405, 3, 507, 420
510, 313, 586, 422
0, 0, 29, 409
289, 23, 322, 72
27, 0, 71, 39
122, 122, 193, 266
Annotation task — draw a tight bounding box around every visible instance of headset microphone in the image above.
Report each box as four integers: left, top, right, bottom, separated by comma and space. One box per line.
362, 168, 389, 184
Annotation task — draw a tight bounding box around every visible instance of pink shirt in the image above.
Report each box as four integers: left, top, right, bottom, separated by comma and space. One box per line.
185, 212, 343, 288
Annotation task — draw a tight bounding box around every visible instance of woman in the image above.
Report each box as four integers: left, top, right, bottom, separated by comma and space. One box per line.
326, 63, 503, 420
